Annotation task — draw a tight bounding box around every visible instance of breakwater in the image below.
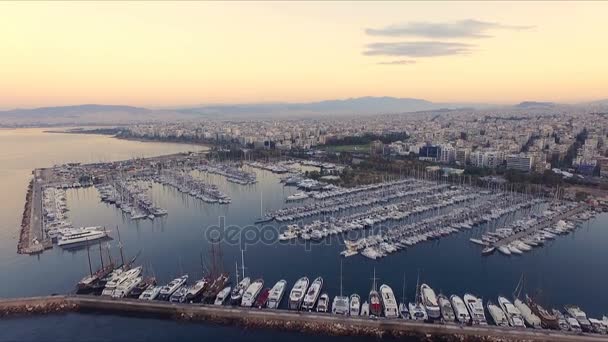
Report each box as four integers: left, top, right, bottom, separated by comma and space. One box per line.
2, 296, 607, 342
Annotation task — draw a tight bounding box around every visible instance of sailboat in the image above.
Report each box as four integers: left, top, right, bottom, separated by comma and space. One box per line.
76, 241, 114, 294
398, 273, 410, 319
254, 191, 274, 223
408, 271, 428, 321
231, 250, 250, 304
369, 268, 382, 317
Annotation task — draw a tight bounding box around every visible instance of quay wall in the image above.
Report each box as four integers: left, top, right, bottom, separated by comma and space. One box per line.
2, 295, 608, 342
17, 179, 34, 254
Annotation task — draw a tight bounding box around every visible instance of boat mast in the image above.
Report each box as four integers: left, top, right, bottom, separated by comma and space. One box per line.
340, 260, 343, 297
415, 270, 421, 304
401, 273, 406, 303
86, 240, 92, 276
235, 261, 240, 284
98, 242, 104, 268
116, 225, 125, 266
241, 249, 246, 279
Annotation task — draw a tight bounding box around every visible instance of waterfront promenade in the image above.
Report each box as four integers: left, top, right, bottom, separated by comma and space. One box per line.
2, 295, 607, 342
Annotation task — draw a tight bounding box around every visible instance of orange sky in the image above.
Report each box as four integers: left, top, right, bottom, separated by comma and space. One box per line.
1, 1, 607, 108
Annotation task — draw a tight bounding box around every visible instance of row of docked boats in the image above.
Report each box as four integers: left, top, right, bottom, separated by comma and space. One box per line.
472, 203, 595, 256
153, 169, 231, 204
198, 162, 257, 185
96, 181, 166, 220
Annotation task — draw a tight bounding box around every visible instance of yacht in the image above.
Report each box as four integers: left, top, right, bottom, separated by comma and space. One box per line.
101, 266, 142, 296
185, 277, 209, 303
565, 305, 592, 332
112, 276, 142, 298
214, 286, 231, 305
451, 295, 471, 324
255, 288, 270, 308
58, 228, 109, 247
350, 294, 361, 316
301, 277, 323, 311
566, 315, 583, 333
438, 294, 455, 322
288, 277, 309, 310
139, 286, 162, 300
551, 309, 571, 332
487, 300, 509, 326
287, 192, 308, 202
398, 302, 410, 319
169, 286, 190, 303
380, 284, 399, 318
464, 294, 487, 325
266, 280, 287, 309
514, 298, 541, 328
316, 293, 329, 313
498, 296, 526, 328
241, 278, 264, 307
230, 277, 251, 304
360, 301, 369, 316
420, 284, 440, 320
158, 275, 188, 301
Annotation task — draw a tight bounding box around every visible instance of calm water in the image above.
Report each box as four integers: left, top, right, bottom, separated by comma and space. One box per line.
0, 128, 607, 341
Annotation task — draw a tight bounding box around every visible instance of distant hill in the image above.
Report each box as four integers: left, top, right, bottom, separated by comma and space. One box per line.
174, 96, 489, 117
515, 101, 557, 109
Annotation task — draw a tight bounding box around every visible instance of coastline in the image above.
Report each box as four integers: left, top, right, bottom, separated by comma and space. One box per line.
45, 128, 213, 148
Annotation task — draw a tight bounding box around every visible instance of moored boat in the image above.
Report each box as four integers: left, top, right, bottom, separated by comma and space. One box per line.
288, 277, 309, 310
514, 298, 541, 328
266, 280, 287, 309
438, 294, 455, 322
316, 293, 329, 313
360, 301, 369, 316
498, 296, 525, 328
158, 275, 188, 301
420, 283, 440, 320
487, 300, 509, 326
350, 294, 361, 316
185, 277, 209, 303
301, 277, 323, 311
230, 277, 251, 304
380, 284, 399, 318
169, 285, 189, 303
464, 293, 487, 325
214, 286, 231, 305
565, 305, 592, 332
526, 295, 559, 330
255, 288, 271, 308
241, 278, 264, 307
451, 295, 471, 324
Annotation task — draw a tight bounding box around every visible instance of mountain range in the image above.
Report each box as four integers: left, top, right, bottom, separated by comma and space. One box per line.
0, 97, 606, 126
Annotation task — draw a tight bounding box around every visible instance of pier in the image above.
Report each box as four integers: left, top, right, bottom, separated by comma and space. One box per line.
2, 295, 607, 341
491, 204, 587, 249
17, 175, 52, 255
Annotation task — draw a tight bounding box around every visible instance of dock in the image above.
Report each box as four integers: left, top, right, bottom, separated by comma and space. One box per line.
17, 174, 52, 255
2, 295, 608, 341
491, 204, 587, 249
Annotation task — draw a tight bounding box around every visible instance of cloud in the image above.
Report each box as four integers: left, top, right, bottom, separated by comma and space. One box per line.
365, 19, 533, 39
377, 60, 417, 65
364, 41, 474, 57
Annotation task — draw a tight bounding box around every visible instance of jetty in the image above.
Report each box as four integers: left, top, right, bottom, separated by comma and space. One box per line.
2, 295, 607, 342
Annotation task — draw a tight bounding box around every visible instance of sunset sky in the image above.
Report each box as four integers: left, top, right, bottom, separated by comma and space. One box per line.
2, 1, 608, 108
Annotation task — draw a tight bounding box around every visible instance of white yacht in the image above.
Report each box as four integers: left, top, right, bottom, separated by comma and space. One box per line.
288, 277, 309, 310
464, 294, 487, 325
450, 295, 471, 324
514, 298, 541, 328
380, 284, 399, 318
287, 192, 308, 201
101, 266, 142, 296
266, 280, 287, 309
57, 228, 109, 247
438, 294, 455, 322
112, 276, 142, 298
316, 293, 330, 313
214, 286, 231, 305
139, 286, 162, 300
158, 275, 188, 301
498, 296, 526, 328
487, 300, 509, 326
350, 294, 361, 316
420, 284, 441, 320
301, 277, 323, 311
241, 279, 264, 307
185, 277, 209, 302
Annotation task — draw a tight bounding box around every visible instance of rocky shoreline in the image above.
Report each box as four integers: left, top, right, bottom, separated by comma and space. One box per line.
0, 297, 77, 318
